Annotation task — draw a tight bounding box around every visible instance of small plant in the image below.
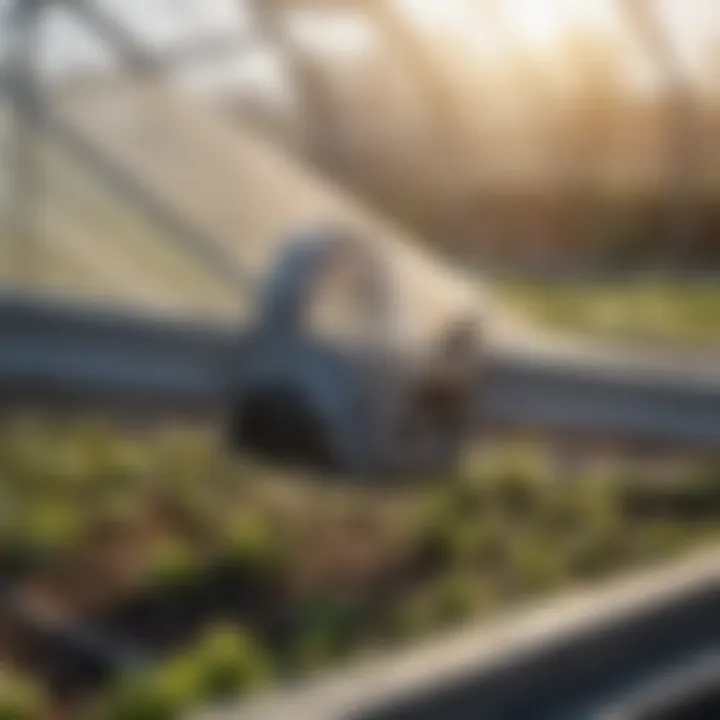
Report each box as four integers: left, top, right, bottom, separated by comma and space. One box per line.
214, 512, 287, 590
410, 485, 486, 575
412, 507, 459, 574
285, 596, 362, 672
153, 481, 217, 541
574, 479, 622, 532
384, 593, 434, 644
630, 522, 689, 563
142, 539, 201, 595
193, 624, 271, 701
95, 439, 153, 494
60, 420, 152, 495
433, 574, 479, 626
535, 487, 583, 538
485, 446, 551, 518
7, 500, 87, 570
441, 472, 486, 519
98, 666, 193, 720
148, 430, 226, 488
508, 537, 566, 595
565, 525, 625, 579
0, 670, 42, 720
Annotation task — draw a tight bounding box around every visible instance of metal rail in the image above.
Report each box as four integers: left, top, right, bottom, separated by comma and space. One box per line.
484, 353, 720, 449
207, 549, 720, 720
1, 294, 719, 450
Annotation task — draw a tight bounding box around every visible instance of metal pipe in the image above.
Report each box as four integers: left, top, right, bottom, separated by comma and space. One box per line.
6, 0, 43, 289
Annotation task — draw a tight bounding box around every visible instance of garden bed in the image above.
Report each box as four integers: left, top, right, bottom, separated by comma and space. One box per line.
0, 417, 717, 719
499, 278, 720, 346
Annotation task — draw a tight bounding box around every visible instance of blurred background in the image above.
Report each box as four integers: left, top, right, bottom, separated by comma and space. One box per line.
0, 2, 718, 719
1, 0, 719, 339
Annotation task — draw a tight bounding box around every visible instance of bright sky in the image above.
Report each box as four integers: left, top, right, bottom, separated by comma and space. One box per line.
397, 0, 720, 84
3, 0, 719, 92
398, 0, 719, 49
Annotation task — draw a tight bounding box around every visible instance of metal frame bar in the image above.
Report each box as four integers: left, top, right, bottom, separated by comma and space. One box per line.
6, 0, 43, 288
65, 0, 254, 74
2, 0, 253, 300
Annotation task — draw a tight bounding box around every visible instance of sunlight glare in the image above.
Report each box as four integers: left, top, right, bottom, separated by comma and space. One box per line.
398, 0, 573, 52
500, 0, 570, 48
396, 0, 479, 31
290, 12, 377, 58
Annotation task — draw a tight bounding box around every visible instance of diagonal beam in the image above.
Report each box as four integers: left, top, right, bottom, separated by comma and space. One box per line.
64, 0, 253, 74
5, 0, 43, 287
245, 0, 342, 168
0, 74, 253, 297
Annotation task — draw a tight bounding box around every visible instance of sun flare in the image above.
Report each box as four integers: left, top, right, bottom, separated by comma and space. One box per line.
502, 0, 570, 48
397, 0, 573, 51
